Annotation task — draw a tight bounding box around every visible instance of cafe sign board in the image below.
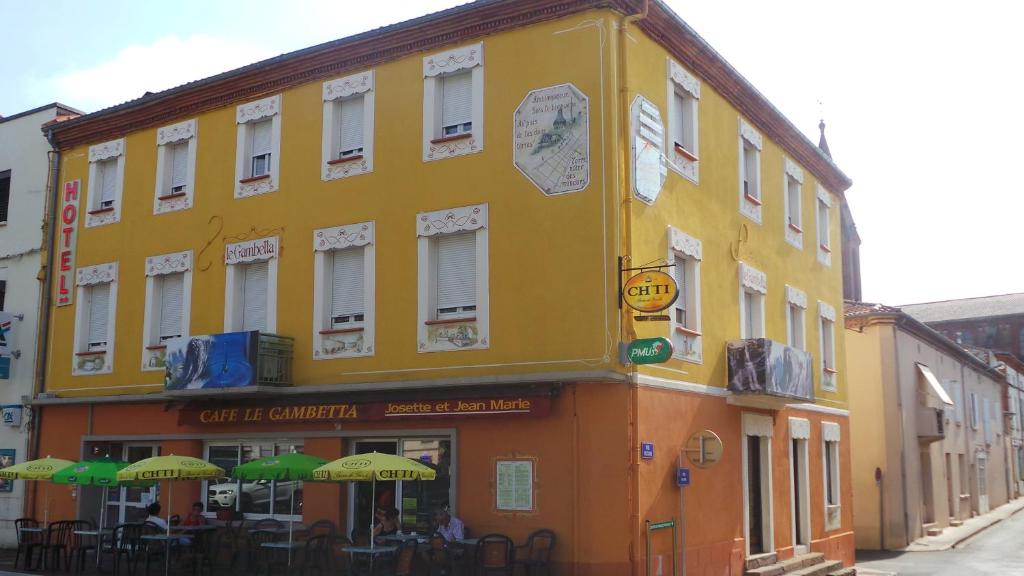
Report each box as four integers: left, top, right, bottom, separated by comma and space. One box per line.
622, 270, 678, 313
626, 337, 673, 365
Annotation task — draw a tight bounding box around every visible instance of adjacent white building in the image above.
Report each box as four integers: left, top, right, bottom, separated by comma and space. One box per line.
0, 103, 80, 544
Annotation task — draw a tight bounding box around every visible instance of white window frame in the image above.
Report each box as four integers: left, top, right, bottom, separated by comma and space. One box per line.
72, 262, 118, 375
741, 412, 774, 556
739, 262, 766, 339
785, 285, 807, 350
422, 43, 484, 162
224, 237, 279, 333
738, 119, 763, 224
203, 440, 303, 521
819, 301, 838, 391
666, 58, 700, 183
322, 71, 375, 181
416, 203, 489, 352
816, 185, 833, 266
822, 421, 842, 531
154, 119, 198, 214
788, 417, 811, 554
234, 95, 282, 199
667, 226, 702, 363
86, 139, 125, 228
313, 221, 375, 358
141, 250, 192, 371
783, 158, 804, 249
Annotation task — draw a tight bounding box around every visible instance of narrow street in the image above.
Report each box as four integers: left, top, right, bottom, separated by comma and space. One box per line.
857, 510, 1024, 575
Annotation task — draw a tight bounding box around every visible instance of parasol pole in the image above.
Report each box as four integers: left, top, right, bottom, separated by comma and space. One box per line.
44, 481, 49, 525
288, 474, 295, 566
165, 479, 172, 576
370, 475, 376, 551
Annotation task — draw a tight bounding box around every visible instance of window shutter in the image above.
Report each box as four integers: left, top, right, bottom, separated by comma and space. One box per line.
242, 261, 268, 332
331, 248, 364, 319
159, 273, 184, 340
673, 255, 686, 324
436, 232, 476, 311
100, 160, 117, 204
170, 142, 188, 190
338, 97, 364, 156
673, 91, 687, 146
87, 283, 110, 347
818, 201, 829, 246
441, 71, 472, 129
252, 121, 272, 157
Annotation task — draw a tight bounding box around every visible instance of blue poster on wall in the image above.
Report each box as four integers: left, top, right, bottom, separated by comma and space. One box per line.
165, 331, 258, 390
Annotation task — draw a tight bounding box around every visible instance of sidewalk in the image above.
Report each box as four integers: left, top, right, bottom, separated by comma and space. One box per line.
902, 496, 1024, 552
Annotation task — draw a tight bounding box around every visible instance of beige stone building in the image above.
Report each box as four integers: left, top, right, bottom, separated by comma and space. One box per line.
845, 302, 1010, 550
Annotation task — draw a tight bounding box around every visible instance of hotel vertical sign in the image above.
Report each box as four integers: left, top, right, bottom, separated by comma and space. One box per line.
56, 180, 81, 307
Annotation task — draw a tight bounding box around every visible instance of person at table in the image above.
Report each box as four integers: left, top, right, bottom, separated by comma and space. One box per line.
433, 508, 464, 542
372, 507, 400, 544
183, 502, 207, 526
145, 503, 169, 530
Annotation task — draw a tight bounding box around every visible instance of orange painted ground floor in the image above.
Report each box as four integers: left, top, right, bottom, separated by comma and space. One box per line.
28, 380, 853, 575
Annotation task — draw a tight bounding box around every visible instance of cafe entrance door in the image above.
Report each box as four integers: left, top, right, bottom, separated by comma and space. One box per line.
348, 437, 453, 538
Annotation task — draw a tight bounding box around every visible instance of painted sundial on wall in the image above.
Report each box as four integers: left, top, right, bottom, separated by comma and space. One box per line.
513, 83, 590, 196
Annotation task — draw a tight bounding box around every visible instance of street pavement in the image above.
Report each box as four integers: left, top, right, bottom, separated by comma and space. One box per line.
857, 506, 1024, 575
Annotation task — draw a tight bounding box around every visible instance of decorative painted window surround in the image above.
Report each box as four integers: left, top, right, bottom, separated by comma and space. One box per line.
819, 300, 837, 391
738, 118, 763, 224
86, 139, 125, 228
783, 158, 804, 249
154, 119, 198, 214
73, 262, 118, 375
821, 421, 842, 531
422, 43, 484, 162
234, 95, 282, 199
141, 250, 192, 371
816, 185, 833, 266
313, 221, 375, 359
739, 262, 766, 339
224, 236, 279, 333
742, 412, 775, 555
322, 71, 375, 181
667, 226, 702, 363
666, 58, 700, 183
786, 285, 807, 350
417, 203, 489, 352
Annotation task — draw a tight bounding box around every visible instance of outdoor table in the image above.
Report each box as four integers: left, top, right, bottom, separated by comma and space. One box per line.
454, 537, 479, 546
381, 533, 427, 543
18, 527, 44, 534
249, 526, 307, 535
74, 529, 113, 568
345, 544, 398, 576
173, 524, 220, 532
141, 534, 179, 576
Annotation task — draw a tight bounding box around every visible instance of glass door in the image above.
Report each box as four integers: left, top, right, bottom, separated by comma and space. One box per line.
108, 443, 159, 526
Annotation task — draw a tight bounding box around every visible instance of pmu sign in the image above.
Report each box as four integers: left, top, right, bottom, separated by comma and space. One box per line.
56, 180, 81, 307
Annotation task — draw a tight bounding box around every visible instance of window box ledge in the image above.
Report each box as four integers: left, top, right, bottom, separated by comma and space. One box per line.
239, 174, 271, 184
76, 350, 107, 357
743, 192, 762, 206
327, 155, 364, 166
824, 367, 838, 375
425, 317, 476, 326
788, 222, 803, 233
430, 133, 473, 145
673, 142, 698, 162
675, 326, 702, 337
87, 207, 115, 215
145, 344, 168, 351
319, 327, 365, 335
157, 192, 187, 201
819, 244, 832, 254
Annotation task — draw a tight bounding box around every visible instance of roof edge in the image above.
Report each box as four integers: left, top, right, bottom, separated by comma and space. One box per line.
0, 102, 83, 126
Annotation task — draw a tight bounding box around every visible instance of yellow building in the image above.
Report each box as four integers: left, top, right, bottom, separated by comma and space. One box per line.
33, 1, 853, 574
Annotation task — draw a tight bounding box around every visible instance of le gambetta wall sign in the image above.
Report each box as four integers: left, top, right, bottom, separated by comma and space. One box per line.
178, 396, 551, 426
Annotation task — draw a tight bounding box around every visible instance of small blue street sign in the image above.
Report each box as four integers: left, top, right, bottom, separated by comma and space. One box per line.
676, 467, 691, 487
0, 357, 10, 380
640, 442, 655, 460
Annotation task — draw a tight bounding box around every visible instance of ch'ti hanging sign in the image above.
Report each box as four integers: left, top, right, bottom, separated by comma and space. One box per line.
622, 269, 678, 313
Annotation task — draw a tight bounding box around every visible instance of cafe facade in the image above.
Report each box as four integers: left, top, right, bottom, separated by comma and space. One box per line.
32, 1, 855, 574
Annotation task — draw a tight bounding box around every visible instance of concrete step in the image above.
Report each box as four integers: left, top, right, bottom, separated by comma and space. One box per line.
926, 526, 944, 536
745, 553, 779, 571
788, 560, 843, 576
745, 553, 824, 576
950, 519, 964, 527
827, 568, 856, 576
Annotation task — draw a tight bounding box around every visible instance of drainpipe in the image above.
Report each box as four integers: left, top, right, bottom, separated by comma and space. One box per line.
28, 128, 60, 519
891, 324, 911, 547
617, 2, 648, 575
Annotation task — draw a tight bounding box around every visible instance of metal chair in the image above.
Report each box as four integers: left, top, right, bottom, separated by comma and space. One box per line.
252, 518, 284, 531
306, 519, 336, 541
14, 518, 44, 570
67, 519, 97, 573
248, 528, 279, 574
473, 534, 514, 576
514, 529, 556, 576
103, 523, 146, 576
39, 520, 76, 571
299, 533, 333, 576
423, 533, 453, 576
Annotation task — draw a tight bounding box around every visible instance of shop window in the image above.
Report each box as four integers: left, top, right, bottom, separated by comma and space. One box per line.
224, 237, 278, 334
667, 58, 700, 183
739, 262, 766, 339
738, 119, 763, 223
313, 221, 375, 358
822, 421, 841, 531
142, 251, 192, 371
668, 226, 702, 363
86, 139, 125, 228
235, 95, 281, 199
205, 441, 304, 518
322, 71, 375, 180
154, 118, 197, 214
422, 43, 483, 161
784, 159, 804, 249
816, 185, 833, 266
786, 285, 807, 350
819, 301, 837, 391
73, 262, 118, 375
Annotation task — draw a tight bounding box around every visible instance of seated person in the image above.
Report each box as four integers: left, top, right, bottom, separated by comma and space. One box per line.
183, 502, 207, 526
372, 507, 400, 543
145, 503, 168, 531
433, 508, 464, 543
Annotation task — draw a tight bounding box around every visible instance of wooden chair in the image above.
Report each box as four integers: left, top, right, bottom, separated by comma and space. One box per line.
514, 529, 556, 576
13, 518, 43, 571
473, 534, 514, 576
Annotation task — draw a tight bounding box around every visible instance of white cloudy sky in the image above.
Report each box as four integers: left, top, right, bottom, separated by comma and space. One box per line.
3, 1, 1021, 306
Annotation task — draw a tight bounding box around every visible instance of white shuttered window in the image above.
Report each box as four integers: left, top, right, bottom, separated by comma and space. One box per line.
99, 160, 117, 207
170, 142, 188, 193
87, 283, 110, 349
331, 248, 364, 326
441, 71, 472, 136
242, 261, 269, 331
673, 255, 687, 327
250, 120, 272, 177
159, 273, 184, 340
436, 232, 476, 317
338, 96, 364, 158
